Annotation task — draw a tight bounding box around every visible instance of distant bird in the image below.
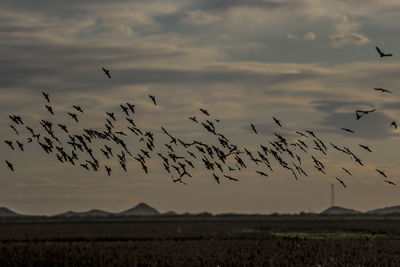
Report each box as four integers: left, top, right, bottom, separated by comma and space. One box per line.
251, 123, 257, 134
106, 112, 116, 121
342, 167, 352, 176
384, 180, 396, 185
4, 140, 14, 150
376, 169, 387, 178
67, 112, 78, 122
212, 173, 220, 184
391, 121, 397, 129
45, 105, 54, 115
296, 131, 308, 138
341, 128, 354, 133
376, 46, 392, 58
273, 117, 282, 127
189, 116, 198, 123
256, 171, 268, 177
16, 141, 24, 151
105, 166, 112, 176
73, 105, 84, 113
359, 144, 372, 152
10, 125, 19, 135
149, 95, 156, 106
199, 108, 210, 116
58, 124, 68, 133
42, 91, 50, 103
224, 175, 238, 181
336, 177, 347, 188
5, 160, 14, 172
374, 88, 392, 94
102, 67, 111, 79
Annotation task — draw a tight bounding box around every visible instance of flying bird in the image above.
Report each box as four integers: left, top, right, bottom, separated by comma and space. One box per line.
374, 88, 392, 94
102, 67, 111, 79
341, 128, 354, 133
42, 91, 50, 103
199, 108, 210, 116
251, 123, 257, 134
73, 105, 84, 113
391, 121, 397, 129
376, 46, 393, 58
376, 169, 387, 178
45, 105, 54, 115
342, 167, 352, 176
384, 180, 396, 185
67, 112, 78, 122
5, 160, 14, 172
336, 177, 347, 188
359, 144, 372, 152
273, 117, 282, 127
148, 95, 156, 106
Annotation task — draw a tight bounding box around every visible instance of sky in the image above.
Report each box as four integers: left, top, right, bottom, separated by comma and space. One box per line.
1, 0, 400, 215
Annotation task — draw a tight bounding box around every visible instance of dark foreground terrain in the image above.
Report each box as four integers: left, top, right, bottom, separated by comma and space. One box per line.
0, 216, 400, 266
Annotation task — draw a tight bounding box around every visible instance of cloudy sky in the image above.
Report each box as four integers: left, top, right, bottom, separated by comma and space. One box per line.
1, 0, 400, 215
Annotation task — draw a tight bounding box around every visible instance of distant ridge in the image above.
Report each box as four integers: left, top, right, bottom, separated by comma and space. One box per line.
0, 207, 21, 217
367, 205, 400, 215
119, 203, 160, 216
320, 206, 361, 215
56, 209, 112, 218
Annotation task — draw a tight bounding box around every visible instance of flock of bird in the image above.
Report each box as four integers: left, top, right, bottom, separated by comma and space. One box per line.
3, 46, 398, 188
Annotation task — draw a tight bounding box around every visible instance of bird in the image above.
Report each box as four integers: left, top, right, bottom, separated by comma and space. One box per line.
273, 117, 282, 127
376, 169, 387, 178
374, 88, 392, 94
336, 177, 347, 188
212, 173, 220, 184
10, 125, 19, 135
391, 121, 397, 129
223, 175, 238, 181
106, 112, 116, 121
42, 91, 50, 103
45, 105, 54, 115
149, 95, 156, 106
73, 105, 84, 113
105, 166, 112, 176
384, 180, 396, 185
67, 112, 78, 122
359, 144, 372, 152
376, 46, 392, 58
256, 171, 268, 177
102, 67, 111, 79
5, 160, 14, 171
341, 128, 354, 133
342, 167, 352, 176
199, 108, 210, 116
251, 123, 257, 134
4, 140, 14, 150
189, 116, 198, 123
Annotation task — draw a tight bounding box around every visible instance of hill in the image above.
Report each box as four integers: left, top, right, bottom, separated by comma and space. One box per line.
119, 203, 160, 216
320, 206, 361, 215
56, 209, 112, 218
367, 206, 400, 215
0, 207, 21, 217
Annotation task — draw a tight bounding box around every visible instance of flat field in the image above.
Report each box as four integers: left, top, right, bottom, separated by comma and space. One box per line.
0, 216, 400, 266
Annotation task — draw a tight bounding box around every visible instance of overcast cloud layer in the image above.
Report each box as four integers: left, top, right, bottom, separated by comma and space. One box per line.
1, 0, 400, 215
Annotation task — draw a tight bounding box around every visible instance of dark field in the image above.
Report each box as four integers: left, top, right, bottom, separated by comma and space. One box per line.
1, 217, 400, 266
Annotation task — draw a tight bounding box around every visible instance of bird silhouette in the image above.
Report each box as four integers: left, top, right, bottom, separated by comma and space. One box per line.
341, 128, 354, 133
376, 46, 393, 57
67, 112, 78, 122
336, 177, 347, 188
102, 67, 111, 79
342, 167, 352, 176
251, 123, 257, 134
199, 108, 210, 116
374, 88, 392, 94
376, 169, 387, 178
5, 160, 14, 171
384, 180, 396, 185
273, 117, 282, 127
359, 144, 372, 152
4, 140, 14, 150
42, 91, 50, 103
391, 121, 397, 129
149, 95, 156, 106
73, 105, 84, 113
45, 105, 54, 115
